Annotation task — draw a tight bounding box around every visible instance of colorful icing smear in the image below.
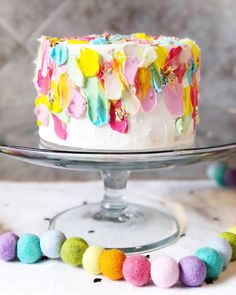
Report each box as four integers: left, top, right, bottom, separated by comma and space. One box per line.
34, 33, 200, 139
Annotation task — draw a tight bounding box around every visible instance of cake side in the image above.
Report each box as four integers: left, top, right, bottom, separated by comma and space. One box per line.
34, 33, 200, 150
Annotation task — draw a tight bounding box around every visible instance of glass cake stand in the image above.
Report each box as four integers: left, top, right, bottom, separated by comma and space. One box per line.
0, 105, 236, 253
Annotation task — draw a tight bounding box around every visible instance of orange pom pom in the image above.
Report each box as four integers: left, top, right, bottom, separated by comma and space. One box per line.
100, 249, 126, 280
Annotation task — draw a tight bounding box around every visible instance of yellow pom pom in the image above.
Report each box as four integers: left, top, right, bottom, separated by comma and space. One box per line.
82, 245, 105, 275
77, 48, 100, 77
227, 225, 236, 235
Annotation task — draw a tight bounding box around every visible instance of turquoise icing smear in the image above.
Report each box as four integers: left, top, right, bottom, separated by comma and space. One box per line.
91, 37, 109, 45
50, 44, 69, 66
83, 77, 109, 126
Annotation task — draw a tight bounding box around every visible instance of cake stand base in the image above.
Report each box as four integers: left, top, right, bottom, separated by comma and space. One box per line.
49, 203, 180, 254
48, 170, 181, 253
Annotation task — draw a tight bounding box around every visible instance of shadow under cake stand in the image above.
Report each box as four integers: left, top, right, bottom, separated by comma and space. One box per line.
0, 116, 236, 253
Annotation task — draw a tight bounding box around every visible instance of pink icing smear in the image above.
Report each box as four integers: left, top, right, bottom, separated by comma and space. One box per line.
52, 113, 67, 140
162, 84, 184, 117
109, 100, 128, 134
66, 87, 87, 119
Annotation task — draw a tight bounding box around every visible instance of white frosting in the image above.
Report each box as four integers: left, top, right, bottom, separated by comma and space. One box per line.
36, 37, 198, 151
39, 99, 194, 151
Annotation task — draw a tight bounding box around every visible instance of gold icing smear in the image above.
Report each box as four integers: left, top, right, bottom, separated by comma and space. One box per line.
115, 106, 128, 122
161, 67, 178, 88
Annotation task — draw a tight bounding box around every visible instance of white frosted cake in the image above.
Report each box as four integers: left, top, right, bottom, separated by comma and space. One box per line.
34, 33, 200, 150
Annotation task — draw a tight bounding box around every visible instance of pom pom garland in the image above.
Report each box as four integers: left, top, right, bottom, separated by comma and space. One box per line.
40, 230, 66, 259
219, 232, 236, 261
17, 234, 42, 264
207, 161, 236, 187
60, 237, 88, 266
82, 245, 105, 275
0, 223, 236, 288
178, 256, 206, 287
122, 255, 150, 287
195, 247, 223, 281
227, 224, 236, 235
0, 232, 19, 262
151, 256, 179, 288
208, 237, 232, 267
207, 162, 227, 186
100, 249, 126, 280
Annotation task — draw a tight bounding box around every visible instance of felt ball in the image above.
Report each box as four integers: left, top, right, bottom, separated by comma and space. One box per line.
82, 245, 105, 275
122, 255, 151, 287
178, 256, 207, 287
219, 232, 236, 261
227, 225, 236, 235
195, 247, 223, 281
208, 237, 232, 267
151, 256, 179, 288
17, 233, 42, 264
40, 230, 66, 259
100, 249, 126, 280
60, 237, 89, 266
0, 232, 19, 261
224, 169, 236, 186
207, 162, 227, 186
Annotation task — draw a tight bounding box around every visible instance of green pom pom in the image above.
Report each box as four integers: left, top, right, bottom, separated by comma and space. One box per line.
195, 247, 223, 281
60, 237, 88, 266
219, 232, 236, 261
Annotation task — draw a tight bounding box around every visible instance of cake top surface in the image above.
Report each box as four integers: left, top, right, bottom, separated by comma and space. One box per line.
42, 32, 196, 47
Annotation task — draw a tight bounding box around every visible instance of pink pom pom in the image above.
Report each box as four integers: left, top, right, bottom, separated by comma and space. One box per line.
151, 256, 179, 288
122, 255, 150, 287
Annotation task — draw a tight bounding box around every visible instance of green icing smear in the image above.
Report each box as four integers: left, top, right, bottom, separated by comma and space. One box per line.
83, 77, 109, 127
149, 65, 165, 94
175, 115, 192, 135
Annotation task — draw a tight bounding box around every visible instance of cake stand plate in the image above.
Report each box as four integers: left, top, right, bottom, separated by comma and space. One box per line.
0, 106, 236, 253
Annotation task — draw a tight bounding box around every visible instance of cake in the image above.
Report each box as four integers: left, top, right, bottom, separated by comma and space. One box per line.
34, 33, 200, 150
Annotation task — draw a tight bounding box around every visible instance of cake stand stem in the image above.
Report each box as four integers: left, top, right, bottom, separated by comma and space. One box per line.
95, 170, 130, 221
48, 169, 182, 253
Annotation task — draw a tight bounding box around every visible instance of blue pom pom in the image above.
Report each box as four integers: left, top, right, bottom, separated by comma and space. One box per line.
195, 247, 223, 281
208, 237, 232, 267
40, 230, 66, 259
17, 234, 42, 264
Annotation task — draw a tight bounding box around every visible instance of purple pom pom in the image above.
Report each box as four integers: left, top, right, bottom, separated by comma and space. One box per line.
224, 169, 236, 186
179, 256, 207, 287
0, 232, 19, 261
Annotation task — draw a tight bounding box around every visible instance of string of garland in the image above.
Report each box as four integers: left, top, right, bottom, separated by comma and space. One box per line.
0, 225, 236, 288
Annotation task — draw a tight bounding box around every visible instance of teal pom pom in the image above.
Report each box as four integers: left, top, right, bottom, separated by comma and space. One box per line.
40, 230, 66, 259
17, 234, 42, 264
207, 162, 227, 186
195, 247, 223, 281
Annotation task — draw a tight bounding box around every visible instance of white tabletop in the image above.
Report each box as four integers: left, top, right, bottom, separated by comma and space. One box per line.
0, 180, 236, 295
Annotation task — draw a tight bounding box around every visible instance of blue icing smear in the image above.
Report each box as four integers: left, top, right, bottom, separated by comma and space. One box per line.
186, 59, 197, 85
50, 43, 68, 66
91, 37, 109, 45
